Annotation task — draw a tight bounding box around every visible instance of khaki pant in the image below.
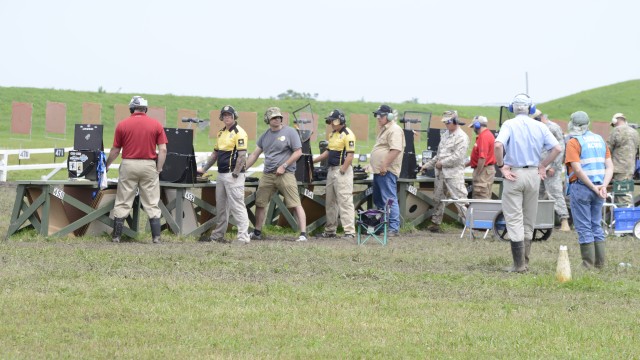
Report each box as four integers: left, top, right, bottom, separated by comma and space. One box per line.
255, 172, 301, 208
431, 170, 467, 225
472, 166, 496, 199
502, 168, 539, 242
325, 166, 355, 235
210, 173, 250, 242
114, 159, 161, 219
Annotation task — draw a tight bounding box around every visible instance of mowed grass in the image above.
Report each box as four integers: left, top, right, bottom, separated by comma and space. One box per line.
1, 184, 639, 358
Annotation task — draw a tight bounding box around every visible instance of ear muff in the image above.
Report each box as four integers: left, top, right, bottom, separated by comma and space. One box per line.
473, 121, 481, 130
387, 112, 396, 121
263, 113, 270, 124
611, 117, 618, 126
509, 94, 536, 114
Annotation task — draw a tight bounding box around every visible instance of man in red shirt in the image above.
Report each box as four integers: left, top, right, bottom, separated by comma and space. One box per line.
106, 96, 168, 243
466, 116, 496, 199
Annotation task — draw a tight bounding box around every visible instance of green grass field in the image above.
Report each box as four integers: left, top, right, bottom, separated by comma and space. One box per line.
0, 181, 638, 358
1, 84, 640, 357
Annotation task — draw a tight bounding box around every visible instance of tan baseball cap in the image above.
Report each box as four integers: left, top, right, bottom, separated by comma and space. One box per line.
468, 115, 488, 127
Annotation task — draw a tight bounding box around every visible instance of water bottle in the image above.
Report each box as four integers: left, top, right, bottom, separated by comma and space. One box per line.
556, 245, 572, 283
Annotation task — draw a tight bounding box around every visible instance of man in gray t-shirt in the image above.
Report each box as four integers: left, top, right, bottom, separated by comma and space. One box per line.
257, 124, 302, 173
246, 107, 307, 242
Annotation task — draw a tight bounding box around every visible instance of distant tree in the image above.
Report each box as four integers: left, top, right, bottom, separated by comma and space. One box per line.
97, 86, 106, 94
277, 89, 318, 100
403, 97, 419, 104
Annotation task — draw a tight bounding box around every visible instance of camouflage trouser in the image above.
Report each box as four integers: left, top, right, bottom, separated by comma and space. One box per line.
613, 172, 634, 206
539, 172, 569, 219
431, 171, 467, 225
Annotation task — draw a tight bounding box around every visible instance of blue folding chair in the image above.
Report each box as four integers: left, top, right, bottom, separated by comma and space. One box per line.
356, 199, 393, 245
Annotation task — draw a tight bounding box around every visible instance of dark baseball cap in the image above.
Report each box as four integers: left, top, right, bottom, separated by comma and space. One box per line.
325, 109, 343, 120
373, 104, 393, 116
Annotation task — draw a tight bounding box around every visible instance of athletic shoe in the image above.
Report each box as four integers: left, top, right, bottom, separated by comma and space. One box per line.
343, 234, 356, 239
296, 235, 308, 242
249, 232, 262, 240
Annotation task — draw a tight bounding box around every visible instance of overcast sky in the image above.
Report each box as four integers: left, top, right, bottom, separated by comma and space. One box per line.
1, 0, 638, 106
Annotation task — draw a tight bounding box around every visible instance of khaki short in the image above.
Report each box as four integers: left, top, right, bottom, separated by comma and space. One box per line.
255, 172, 301, 208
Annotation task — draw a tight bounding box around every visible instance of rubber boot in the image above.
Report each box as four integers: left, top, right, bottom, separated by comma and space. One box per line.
560, 218, 571, 232
594, 241, 606, 269
112, 217, 125, 243
505, 241, 527, 273
524, 239, 532, 270
149, 217, 162, 244
580, 242, 596, 269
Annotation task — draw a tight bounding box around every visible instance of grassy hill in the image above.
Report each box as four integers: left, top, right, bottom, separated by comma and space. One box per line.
538, 79, 640, 122
0, 87, 497, 151
1, 81, 639, 151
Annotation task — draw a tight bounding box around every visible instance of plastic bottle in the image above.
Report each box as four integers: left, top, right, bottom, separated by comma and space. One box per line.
556, 245, 572, 283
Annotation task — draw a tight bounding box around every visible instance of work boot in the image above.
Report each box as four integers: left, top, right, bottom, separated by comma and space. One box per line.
112, 217, 125, 243
149, 217, 162, 244
560, 218, 571, 232
580, 242, 596, 269
505, 241, 527, 273
524, 239, 532, 270
428, 223, 443, 233
594, 241, 606, 269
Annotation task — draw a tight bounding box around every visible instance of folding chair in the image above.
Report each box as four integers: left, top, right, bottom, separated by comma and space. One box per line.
602, 179, 634, 234
356, 199, 393, 245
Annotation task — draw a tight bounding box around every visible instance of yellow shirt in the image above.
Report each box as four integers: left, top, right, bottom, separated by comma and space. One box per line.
327, 127, 356, 166
214, 122, 248, 173
370, 121, 405, 177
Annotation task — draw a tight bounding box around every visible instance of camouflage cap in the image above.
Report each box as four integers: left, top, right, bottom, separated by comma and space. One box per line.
265, 107, 283, 120
441, 110, 456, 122
612, 112, 626, 122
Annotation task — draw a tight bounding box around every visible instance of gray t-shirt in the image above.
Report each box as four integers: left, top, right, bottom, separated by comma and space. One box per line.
257, 126, 302, 173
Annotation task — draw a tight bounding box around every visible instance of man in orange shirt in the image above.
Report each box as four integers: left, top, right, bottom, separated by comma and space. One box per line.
565, 111, 613, 268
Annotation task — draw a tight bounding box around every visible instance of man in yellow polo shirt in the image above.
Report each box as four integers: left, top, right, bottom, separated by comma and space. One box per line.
198, 105, 250, 244
313, 109, 356, 238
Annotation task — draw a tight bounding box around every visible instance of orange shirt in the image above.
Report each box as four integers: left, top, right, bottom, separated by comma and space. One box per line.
565, 138, 611, 183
